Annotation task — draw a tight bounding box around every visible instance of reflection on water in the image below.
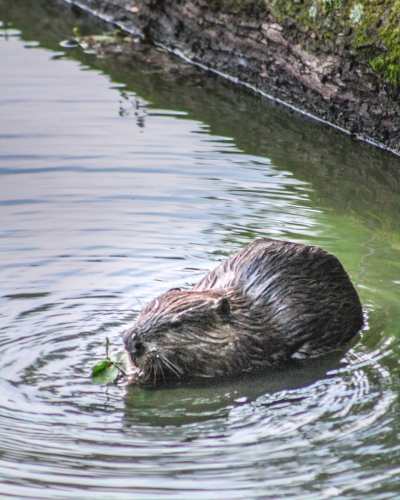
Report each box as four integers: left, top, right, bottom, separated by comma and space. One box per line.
1, 0, 400, 498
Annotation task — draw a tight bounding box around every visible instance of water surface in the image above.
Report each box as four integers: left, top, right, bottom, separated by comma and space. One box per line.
1, 1, 400, 498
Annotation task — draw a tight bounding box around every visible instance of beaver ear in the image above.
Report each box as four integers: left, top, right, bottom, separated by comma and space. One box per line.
215, 297, 230, 321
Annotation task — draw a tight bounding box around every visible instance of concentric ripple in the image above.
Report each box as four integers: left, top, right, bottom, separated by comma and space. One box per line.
1, 301, 397, 499
1, 2, 400, 498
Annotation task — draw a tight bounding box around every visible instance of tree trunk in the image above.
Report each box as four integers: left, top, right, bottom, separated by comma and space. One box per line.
63, 0, 400, 155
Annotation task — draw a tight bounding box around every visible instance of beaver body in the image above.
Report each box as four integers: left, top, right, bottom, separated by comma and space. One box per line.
123, 239, 363, 385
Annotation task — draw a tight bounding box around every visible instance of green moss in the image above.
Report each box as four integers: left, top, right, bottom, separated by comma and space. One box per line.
268, 0, 400, 87
365, 1, 400, 85
269, 0, 353, 48
195, 0, 400, 86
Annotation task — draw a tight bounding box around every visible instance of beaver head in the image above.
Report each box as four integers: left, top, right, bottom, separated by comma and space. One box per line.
123, 287, 237, 385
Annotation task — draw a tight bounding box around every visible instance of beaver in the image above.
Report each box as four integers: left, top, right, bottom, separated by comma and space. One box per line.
123, 238, 363, 385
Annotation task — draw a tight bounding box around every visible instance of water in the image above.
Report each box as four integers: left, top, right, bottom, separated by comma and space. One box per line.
1, 1, 400, 498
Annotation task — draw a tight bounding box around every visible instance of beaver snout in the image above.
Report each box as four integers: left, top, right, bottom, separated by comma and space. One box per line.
123, 329, 146, 361
131, 340, 146, 360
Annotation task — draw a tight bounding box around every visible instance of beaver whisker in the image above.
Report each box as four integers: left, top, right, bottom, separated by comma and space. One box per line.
156, 356, 166, 383
159, 353, 184, 378
141, 353, 171, 385
152, 358, 159, 386
140, 354, 157, 385
157, 358, 164, 384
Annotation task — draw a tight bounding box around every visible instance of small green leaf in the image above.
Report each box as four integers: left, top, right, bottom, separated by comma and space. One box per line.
91, 338, 127, 384
92, 361, 120, 385
92, 359, 112, 376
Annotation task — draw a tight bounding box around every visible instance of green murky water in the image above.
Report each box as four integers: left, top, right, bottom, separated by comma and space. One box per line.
1, 1, 400, 498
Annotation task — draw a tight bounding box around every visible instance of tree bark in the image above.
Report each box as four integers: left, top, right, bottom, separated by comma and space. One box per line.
63, 0, 400, 155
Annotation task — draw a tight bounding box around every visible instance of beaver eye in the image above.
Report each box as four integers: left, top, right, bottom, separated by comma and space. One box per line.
170, 320, 181, 329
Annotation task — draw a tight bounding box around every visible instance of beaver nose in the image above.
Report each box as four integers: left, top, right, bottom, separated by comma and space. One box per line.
131, 340, 145, 359
123, 329, 145, 358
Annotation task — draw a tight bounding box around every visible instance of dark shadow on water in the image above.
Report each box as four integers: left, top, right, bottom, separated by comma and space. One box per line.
122, 350, 346, 427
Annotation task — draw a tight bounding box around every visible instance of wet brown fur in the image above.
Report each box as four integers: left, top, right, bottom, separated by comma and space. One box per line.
123, 238, 363, 385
